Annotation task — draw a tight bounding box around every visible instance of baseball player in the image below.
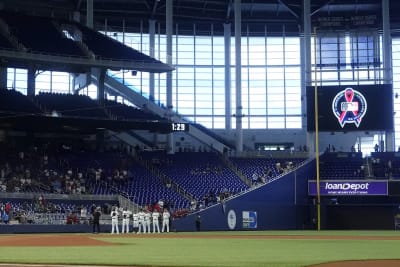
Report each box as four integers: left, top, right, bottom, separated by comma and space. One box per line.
161, 208, 170, 233
137, 209, 145, 234
110, 207, 119, 234
144, 210, 151, 234
152, 210, 160, 233
132, 211, 139, 233
121, 207, 130, 234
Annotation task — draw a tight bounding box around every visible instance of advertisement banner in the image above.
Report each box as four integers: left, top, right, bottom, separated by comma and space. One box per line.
308, 180, 388, 196
243, 211, 257, 229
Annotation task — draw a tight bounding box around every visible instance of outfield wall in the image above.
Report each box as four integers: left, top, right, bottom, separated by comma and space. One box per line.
173, 160, 315, 231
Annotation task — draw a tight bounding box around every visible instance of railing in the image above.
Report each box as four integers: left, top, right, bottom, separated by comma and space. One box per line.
12, 212, 113, 225
236, 150, 310, 159
0, 192, 118, 201
219, 154, 252, 187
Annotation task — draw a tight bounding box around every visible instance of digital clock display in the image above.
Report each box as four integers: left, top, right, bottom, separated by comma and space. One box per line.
172, 123, 188, 131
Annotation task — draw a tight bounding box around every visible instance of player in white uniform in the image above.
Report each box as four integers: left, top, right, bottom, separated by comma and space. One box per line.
110, 207, 119, 234
162, 208, 170, 233
152, 210, 160, 233
121, 207, 130, 234
144, 210, 151, 234
137, 209, 145, 234
132, 212, 139, 233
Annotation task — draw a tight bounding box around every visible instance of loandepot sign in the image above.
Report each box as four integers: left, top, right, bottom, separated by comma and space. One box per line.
308, 180, 388, 196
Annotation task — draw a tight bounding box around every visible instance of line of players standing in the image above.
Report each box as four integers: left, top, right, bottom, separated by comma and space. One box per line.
110, 206, 171, 234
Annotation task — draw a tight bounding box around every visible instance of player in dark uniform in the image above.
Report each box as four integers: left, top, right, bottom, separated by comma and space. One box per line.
92, 207, 101, 234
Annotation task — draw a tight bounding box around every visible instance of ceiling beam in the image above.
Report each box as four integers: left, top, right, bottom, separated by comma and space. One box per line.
277, 0, 299, 19
150, 0, 159, 19
311, 0, 336, 17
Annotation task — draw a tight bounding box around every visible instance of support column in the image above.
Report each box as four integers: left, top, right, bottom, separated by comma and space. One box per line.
97, 68, 106, 105
382, 0, 394, 151
86, 0, 93, 29
234, 0, 242, 154
166, 0, 174, 154
149, 19, 158, 147
27, 66, 36, 97
149, 19, 156, 102
224, 23, 232, 131
303, 0, 314, 154
0, 67, 7, 88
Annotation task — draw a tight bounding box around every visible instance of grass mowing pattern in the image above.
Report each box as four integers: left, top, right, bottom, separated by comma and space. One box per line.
0, 231, 399, 267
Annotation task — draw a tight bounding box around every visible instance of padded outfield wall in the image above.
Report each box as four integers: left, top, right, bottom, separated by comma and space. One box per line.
173, 159, 315, 231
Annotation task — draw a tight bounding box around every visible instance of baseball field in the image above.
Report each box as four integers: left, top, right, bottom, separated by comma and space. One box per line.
0, 231, 399, 267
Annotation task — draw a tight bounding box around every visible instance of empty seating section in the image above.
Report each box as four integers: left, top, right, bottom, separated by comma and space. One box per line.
114, 161, 190, 209
76, 23, 161, 63
0, 11, 164, 64
104, 99, 166, 121
0, 88, 41, 117
143, 151, 249, 200
0, 90, 165, 121
35, 92, 109, 119
75, 23, 167, 64
0, 12, 84, 57
319, 152, 365, 180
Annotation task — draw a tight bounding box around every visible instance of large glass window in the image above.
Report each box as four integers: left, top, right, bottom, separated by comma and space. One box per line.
392, 38, 400, 149
104, 24, 302, 130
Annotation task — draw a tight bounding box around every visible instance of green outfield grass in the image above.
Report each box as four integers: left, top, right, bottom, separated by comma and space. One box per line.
0, 231, 400, 267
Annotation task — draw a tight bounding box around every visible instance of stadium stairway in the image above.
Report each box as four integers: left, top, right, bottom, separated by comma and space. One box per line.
134, 153, 195, 204
219, 155, 252, 187
91, 72, 235, 154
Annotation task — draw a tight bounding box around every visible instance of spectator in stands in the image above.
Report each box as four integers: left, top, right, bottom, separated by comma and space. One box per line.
375, 143, 379, 152
5, 202, 12, 220
66, 211, 79, 224
16, 210, 28, 224
276, 163, 284, 175
2, 211, 9, 224
252, 172, 259, 185
190, 200, 197, 211
360, 165, 365, 177
90, 203, 97, 214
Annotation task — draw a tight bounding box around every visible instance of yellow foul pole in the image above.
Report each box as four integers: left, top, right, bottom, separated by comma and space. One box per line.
313, 27, 321, 231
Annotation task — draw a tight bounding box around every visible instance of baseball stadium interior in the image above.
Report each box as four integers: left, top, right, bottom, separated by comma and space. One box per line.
1, 0, 400, 233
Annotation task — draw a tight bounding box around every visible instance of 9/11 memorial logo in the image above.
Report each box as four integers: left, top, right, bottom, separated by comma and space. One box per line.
332, 87, 367, 128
